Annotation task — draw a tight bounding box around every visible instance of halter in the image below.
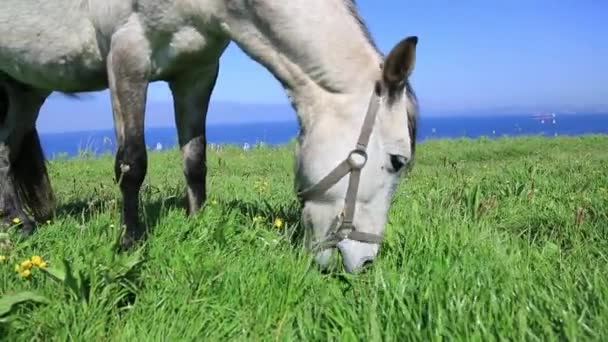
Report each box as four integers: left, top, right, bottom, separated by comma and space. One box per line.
297, 85, 383, 251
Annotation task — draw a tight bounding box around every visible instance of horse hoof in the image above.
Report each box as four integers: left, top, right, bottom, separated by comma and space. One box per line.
119, 235, 136, 251
21, 222, 36, 237
19, 221, 37, 236
0, 215, 36, 236
118, 231, 145, 251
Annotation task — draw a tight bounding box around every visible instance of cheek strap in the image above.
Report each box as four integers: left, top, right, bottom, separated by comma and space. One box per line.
297, 87, 384, 249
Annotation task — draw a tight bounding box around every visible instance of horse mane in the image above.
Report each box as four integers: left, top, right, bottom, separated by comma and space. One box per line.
343, 0, 382, 56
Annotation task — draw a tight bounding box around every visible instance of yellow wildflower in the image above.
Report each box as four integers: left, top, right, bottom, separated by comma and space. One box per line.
0, 255, 6, 263
253, 215, 264, 223
19, 269, 32, 278
12, 217, 20, 224
39, 261, 48, 268
273, 217, 284, 229
20, 259, 32, 269
254, 180, 270, 193
30, 255, 43, 266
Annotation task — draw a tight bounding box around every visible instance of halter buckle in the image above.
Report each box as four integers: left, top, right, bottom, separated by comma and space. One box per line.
347, 149, 367, 170
335, 228, 351, 240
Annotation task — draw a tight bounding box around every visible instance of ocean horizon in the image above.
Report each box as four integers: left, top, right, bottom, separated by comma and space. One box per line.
39, 112, 608, 159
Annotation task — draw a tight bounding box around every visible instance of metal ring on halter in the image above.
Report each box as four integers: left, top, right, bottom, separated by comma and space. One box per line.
335, 229, 352, 240
346, 149, 367, 170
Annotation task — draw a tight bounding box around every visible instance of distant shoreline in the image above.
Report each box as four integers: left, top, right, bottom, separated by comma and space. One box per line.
39, 112, 608, 159
36, 110, 608, 135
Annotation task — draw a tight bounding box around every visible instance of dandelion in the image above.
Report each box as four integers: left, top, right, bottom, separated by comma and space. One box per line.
273, 217, 284, 229
19, 269, 32, 279
12, 217, 20, 224
30, 255, 44, 267
254, 179, 270, 193
20, 259, 32, 269
0, 255, 7, 263
15, 261, 31, 279
14, 255, 47, 279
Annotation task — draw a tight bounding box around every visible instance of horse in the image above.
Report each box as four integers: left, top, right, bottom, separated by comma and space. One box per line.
0, 0, 418, 273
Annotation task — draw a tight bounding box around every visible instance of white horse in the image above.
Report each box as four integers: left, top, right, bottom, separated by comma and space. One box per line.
0, 0, 418, 273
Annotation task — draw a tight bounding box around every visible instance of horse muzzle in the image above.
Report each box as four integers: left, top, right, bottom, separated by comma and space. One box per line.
313, 237, 380, 273
337, 238, 379, 273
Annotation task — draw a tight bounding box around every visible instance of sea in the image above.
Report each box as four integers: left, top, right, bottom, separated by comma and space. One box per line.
39, 112, 608, 159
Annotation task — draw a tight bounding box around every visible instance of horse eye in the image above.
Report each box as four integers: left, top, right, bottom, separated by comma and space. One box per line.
389, 154, 408, 172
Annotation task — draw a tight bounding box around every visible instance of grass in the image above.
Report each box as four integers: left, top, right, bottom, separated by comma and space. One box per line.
1, 134, 608, 340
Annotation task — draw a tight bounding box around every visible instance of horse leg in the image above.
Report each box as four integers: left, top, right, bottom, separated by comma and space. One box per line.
106, 23, 150, 249
0, 144, 30, 233
169, 64, 220, 215
0, 86, 21, 229
0, 79, 52, 235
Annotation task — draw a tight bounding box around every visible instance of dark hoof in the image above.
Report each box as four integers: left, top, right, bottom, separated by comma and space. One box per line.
119, 235, 136, 251
19, 220, 36, 236
0, 215, 36, 236
118, 230, 146, 252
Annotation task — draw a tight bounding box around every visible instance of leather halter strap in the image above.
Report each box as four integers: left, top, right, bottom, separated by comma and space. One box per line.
297, 87, 383, 249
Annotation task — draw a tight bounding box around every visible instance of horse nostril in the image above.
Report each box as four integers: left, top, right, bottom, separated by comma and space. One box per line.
389, 154, 408, 171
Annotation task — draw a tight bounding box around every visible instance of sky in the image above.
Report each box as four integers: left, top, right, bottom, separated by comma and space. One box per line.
37, 0, 608, 132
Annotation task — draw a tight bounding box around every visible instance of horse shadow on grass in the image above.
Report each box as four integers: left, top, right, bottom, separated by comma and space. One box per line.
51, 192, 185, 242
51, 192, 307, 247
50, 195, 358, 284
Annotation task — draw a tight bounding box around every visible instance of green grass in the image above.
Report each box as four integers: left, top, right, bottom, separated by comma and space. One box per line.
1, 135, 608, 340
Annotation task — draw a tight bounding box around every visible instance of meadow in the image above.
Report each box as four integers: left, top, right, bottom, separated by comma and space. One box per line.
1, 135, 607, 340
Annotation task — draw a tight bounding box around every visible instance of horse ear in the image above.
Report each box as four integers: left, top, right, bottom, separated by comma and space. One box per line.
382, 36, 418, 90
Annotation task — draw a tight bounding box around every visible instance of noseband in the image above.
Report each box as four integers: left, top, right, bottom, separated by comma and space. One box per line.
297, 85, 384, 250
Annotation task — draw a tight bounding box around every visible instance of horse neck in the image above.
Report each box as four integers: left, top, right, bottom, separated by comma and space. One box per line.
286, 4, 383, 96
287, 48, 381, 136
219, 0, 382, 130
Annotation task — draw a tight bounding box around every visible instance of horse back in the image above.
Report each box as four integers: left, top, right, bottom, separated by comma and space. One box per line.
0, 0, 133, 92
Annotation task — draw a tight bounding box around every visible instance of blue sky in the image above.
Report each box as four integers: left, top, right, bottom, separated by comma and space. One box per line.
149, 0, 607, 108
39, 0, 607, 131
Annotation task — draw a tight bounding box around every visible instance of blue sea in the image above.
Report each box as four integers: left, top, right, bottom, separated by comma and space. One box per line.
39, 112, 608, 159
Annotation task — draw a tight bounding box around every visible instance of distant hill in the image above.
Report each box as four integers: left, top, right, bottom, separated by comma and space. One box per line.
423, 104, 608, 117
37, 92, 296, 133
36, 91, 608, 133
